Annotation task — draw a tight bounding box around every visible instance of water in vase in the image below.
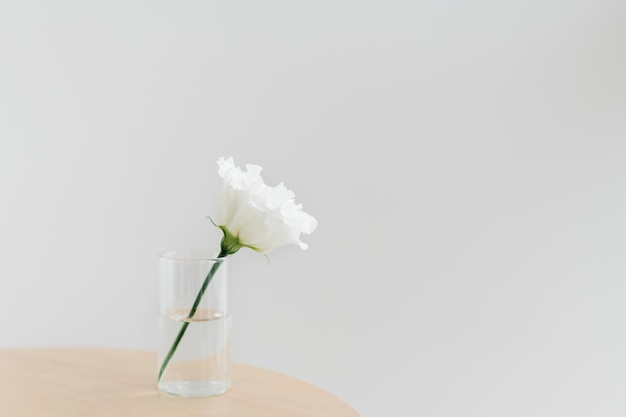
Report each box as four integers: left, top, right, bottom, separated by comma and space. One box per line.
158, 309, 231, 397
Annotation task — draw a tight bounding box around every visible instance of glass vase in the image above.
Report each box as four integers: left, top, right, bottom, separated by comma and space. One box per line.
157, 250, 231, 397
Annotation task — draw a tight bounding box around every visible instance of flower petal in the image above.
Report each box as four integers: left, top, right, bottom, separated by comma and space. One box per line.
214, 157, 317, 254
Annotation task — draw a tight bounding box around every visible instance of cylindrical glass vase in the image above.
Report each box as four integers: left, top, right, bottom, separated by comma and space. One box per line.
157, 250, 231, 397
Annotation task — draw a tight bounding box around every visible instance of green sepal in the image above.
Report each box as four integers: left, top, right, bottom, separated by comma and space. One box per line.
219, 225, 243, 256
207, 216, 266, 257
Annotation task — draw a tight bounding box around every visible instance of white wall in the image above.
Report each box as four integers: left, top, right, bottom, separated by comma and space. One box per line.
1, 1, 625, 416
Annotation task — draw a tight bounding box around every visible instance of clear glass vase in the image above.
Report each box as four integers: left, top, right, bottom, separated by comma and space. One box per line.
157, 250, 231, 397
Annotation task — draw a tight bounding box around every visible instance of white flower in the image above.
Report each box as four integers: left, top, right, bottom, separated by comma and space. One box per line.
214, 157, 318, 254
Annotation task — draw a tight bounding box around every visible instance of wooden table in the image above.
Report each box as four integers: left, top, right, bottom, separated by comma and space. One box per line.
0, 348, 361, 417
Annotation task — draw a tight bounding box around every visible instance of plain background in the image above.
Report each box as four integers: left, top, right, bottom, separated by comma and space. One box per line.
1, 1, 625, 416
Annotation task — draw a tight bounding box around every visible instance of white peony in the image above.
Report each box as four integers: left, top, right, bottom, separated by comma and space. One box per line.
214, 157, 318, 255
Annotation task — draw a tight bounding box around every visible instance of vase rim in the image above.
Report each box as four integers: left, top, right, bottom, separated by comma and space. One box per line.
158, 249, 226, 262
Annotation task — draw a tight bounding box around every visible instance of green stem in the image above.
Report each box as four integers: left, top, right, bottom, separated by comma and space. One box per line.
158, 251, 228, 382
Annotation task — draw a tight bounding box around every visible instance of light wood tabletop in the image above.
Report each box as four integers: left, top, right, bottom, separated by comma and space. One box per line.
0, 348, 361, 417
